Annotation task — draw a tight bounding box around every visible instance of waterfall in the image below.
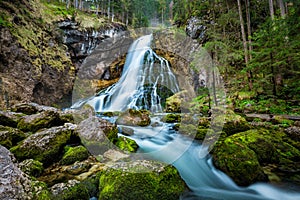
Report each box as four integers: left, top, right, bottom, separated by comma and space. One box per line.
84, 34, 179, 112
73, 34, 300, 200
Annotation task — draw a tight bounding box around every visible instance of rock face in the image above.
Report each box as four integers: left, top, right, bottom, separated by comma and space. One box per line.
0, 145, 33, 200
58, 19, 126, 68
186, 16, 207, 40
116, 109, 151, 127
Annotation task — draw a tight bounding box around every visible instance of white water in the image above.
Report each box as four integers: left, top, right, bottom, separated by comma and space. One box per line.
84, 34, 179, 112
77, 35, 300, 200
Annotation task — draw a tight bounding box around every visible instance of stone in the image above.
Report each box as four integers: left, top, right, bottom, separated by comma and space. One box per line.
103, 149, 129, 162
60, 145, 90, 165
285, 126, 300, 141
0, 110, 22, 127
17, 110, 60, 132
115, 136, 139, 153
0, 145, 33, 200
19, 159, 44, 177
186, 17, 207, 40
0, 125, 27, 148
76, 116, 118, 155
98, 160, 186, 200
116, 109, 151, 127
10, 123, 76, 166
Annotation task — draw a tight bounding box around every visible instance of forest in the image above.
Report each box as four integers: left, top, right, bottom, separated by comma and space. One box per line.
43, 0, 300, 115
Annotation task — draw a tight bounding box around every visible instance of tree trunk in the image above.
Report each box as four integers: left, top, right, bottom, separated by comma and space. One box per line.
245, 0, 252, 60
269, 0, 275, 20
237, 0, 253, 90
278, 0, 285, 17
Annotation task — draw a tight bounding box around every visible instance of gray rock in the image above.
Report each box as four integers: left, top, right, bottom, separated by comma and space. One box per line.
285, 126, 300, 141
0, 145, 33, 200
0, 125, 26, 149
186, 16, 207, 40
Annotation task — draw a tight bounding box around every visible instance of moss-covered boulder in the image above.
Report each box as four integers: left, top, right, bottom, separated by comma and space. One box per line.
60, 145, 90, 165
0, 125, 27, 148
212, 136, 268, 186
99, 160, 186, 200
76, 116, 118, 155
116, 109, 151, 127
165, 90, 190, 113
17, 110, 60, 132
50, 179, 90, 200
214, 111, 251, 136
0, 110, 22, 127
161, 113, 181, 123
19, 159, 44, 177
115, 136, 139, 152
10, 123, 76, 166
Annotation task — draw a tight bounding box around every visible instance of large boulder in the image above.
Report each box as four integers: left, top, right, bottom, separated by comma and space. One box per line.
116, 109, 151, 127
0, 110, 22, 127
212, 135, 268, 186
10, 123, 76, 166
76, 116, 119, 155
98, 160, 186, 200
17, 110, 60, 132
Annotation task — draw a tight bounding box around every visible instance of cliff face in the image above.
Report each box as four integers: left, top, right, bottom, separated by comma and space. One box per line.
0, 0, 125, 109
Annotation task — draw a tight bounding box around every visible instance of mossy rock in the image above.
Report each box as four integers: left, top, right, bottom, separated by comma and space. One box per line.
17, 110, 60, 133
19, 159, 44, 177
0, 111, 23, 127
212, 137, 268, 186
76, 116, 119, 155
161, 113, 181, 123
116, 109, 151, 127
50, 180, 90, 200
99, 161, 186, 200
60, 145, 90, 165
214, 112, 251, 136
115, 136, 138, 153
31, 181, 52, 200
10, 124, 75, 166
0, 125, 27, 148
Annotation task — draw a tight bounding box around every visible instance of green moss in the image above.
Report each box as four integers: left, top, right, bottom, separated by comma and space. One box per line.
10, 126, 73, 166
214, 112, 251, 135
161, 113, 181, 123
212, 136, 267, 186
99, 165, 185, 200
115, 136, 138, 152
61, 145, 89, 165
0, 125, 26, 148
19, 159, 44, 177
17, 111, 59, 133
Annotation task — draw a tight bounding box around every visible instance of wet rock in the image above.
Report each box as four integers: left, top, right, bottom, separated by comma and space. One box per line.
98, 160, 186, 200
0, 125, 27, 148
10, 123, 76, 166
116, 109, 151, 127
165, 90, 191, 113
119, 126, 134, 136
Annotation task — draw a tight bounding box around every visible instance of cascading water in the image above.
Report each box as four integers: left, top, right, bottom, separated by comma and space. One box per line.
75, 34, 300, 200
84, 34, 179, 113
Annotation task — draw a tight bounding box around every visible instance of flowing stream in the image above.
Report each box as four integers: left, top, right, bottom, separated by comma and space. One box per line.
76, 34, 300, 200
